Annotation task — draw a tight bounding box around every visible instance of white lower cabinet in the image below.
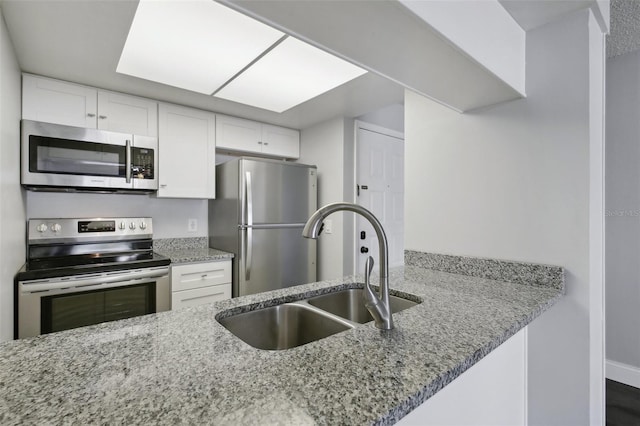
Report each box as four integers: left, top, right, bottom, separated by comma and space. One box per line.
171, 260, 231, 310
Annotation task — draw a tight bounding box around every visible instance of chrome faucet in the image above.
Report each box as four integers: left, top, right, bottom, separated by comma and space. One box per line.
302, 202, 394, 330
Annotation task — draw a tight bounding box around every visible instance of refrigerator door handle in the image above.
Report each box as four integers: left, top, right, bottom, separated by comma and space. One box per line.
245, 171, 253, 281
246, 226, 253, 281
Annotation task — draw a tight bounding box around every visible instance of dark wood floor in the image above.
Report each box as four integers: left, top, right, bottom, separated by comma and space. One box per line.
607, 379, 640, 425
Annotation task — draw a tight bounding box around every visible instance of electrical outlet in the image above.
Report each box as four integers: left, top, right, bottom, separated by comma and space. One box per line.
324, 219, 333, 234
188, 218, 198, 232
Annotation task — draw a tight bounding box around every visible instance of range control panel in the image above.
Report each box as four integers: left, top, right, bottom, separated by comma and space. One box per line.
28, 217, 153, 242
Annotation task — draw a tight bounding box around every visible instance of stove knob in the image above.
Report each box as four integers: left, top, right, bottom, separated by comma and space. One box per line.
51, 223, 61, 233
139, 221, 147, 230
36, 223, 48, 233
119, 221, 126, 230
129, 222, 136, 230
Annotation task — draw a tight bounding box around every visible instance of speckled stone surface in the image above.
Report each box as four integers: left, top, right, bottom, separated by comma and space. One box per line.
154, 237, 234, 264
0, 259, 563, 425
406, 250, 564, 291
154, 237, 209, 250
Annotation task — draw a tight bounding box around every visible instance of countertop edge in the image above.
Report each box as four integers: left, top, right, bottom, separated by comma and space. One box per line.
378, 289, 563, 425
155, 248, 234, 265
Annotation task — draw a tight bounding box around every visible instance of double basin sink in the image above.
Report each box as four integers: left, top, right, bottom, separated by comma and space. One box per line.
217, 287, 421, 351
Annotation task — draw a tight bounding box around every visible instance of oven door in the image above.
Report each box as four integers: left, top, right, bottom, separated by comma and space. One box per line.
17, 266, 170, 339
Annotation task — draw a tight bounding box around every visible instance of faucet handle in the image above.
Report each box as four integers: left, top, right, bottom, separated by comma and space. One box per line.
363, 256, 387, 326
364, 256, 374, 284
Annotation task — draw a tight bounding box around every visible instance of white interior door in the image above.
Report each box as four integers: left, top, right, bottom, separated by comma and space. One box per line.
356, 125, 404, 275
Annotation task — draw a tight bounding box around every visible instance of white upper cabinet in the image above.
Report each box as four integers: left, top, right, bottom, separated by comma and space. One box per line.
261, 124, 300, 158
96, 91, 158, 137
22, 74, 158, 137
216, 115, 262, 153
22, 74, 97, 128
216, 114, 299, 159
158, 103, 216, 199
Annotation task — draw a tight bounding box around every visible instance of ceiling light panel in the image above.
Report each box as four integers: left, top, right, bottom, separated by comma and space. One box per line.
117, 0, 284, 94
214, 37, 368, 113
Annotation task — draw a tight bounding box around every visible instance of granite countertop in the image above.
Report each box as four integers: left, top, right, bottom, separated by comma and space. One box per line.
156, 247, 234, 264
153, 237, 234, 264
0, 252, 563, 425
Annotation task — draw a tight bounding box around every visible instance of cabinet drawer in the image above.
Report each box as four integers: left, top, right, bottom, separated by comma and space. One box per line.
172, 284, 231, 310
171, 261, 231, 292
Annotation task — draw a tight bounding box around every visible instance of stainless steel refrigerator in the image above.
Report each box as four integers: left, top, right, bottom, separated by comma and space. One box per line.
208, 157, 317, 297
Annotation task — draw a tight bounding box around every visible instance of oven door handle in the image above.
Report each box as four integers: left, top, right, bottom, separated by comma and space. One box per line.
20, 268, 169, 293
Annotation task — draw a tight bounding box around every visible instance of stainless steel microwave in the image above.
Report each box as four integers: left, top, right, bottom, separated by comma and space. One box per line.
21, 120, 158, 192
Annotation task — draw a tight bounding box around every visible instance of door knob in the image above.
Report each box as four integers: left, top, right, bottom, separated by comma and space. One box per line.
360, 246, 369, 253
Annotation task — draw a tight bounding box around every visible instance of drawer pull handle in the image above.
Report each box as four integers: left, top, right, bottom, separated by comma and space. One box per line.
201, 274, 207, 279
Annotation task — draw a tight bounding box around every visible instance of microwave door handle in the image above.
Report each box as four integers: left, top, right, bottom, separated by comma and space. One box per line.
125, 139, 132, 184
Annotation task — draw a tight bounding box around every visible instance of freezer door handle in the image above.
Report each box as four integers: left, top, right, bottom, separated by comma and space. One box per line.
245, 171, 253, 228
245, 171, 253, 281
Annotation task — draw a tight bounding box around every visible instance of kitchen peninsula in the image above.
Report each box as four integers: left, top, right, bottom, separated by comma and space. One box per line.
0, 251, 563, 425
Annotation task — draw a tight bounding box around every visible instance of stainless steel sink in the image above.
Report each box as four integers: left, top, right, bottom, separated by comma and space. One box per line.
307, 288, 419, 324
217, 303, 353, 350
218, 287, 421, 350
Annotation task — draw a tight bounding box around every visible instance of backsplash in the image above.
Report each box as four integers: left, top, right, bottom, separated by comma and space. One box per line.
405, 250, 565, 291
153, 237, 208, 251
26, 191, 208, 239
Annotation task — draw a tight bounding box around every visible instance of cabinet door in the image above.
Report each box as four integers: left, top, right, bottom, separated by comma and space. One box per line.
22, 74, 97, 128
158, 103, 216, 198
216, 115, 262, 153
261, 124, 300, 159
97, 91, 158, 137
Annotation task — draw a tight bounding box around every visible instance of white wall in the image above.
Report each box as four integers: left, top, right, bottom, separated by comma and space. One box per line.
588, 11, 605, 424
298, 117, 355, 280
356, 103, 404, 133
605, 49, 640, 385
405, 8, 604, 425
26, 192, 208, 239
399, 0, 525, 95
0, 6, 25, 342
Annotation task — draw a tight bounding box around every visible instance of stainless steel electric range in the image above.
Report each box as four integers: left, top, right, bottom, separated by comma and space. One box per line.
14, 217, 171, 339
